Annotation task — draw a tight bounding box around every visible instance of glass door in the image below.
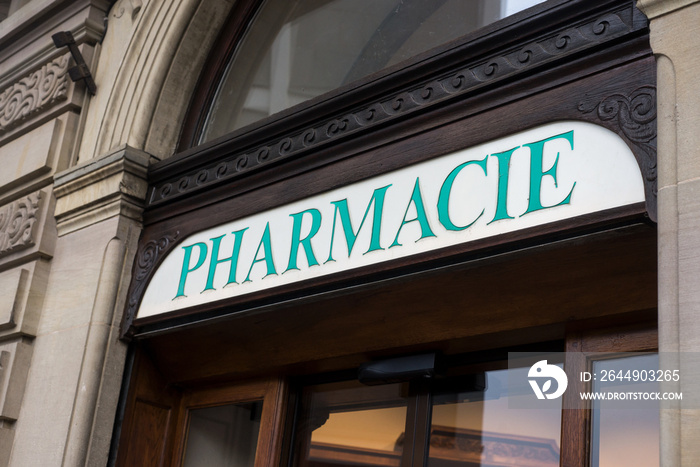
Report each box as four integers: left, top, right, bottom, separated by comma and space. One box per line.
152, 327, 659, 467
427, 366, 562, 467
290, 331, 660, 467
291, 359, 563, 467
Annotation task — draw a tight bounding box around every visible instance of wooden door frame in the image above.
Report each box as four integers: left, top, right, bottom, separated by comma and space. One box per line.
114, 347, 289, 467
173, 378, 288, 467
561, 322, 658, 467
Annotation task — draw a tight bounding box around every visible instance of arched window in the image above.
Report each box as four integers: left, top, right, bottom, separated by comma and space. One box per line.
194, 0, 545, 144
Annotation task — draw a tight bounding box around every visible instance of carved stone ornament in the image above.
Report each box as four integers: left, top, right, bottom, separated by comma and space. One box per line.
149, 8, 635, 206
0, 55, 71, 135
124, 232, 180, 328
578, 85, 657, 220
0, 191, 43, 258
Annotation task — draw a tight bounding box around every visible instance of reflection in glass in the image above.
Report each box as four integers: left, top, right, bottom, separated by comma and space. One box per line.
293, 380, 408, 466
590, 354, 660, 467
428, 367, 562, 466
201, 0, 546, 142
182, 401, 262, 467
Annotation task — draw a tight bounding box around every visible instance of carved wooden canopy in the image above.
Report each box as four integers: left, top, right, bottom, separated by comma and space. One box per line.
122, 0, 656, 337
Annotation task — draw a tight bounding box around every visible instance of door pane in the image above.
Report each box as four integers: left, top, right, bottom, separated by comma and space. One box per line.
182, 401, 263, 467
428, 367, 562, 466
293, 380, 409, 466
590, 354, 660, 467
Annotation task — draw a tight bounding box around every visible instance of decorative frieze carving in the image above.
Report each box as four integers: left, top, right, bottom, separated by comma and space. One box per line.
0, 192, 43, 258
0, 55, 71, 136
149, 8, 635, 206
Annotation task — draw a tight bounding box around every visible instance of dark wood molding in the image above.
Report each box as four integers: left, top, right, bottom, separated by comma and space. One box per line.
154, 0, 649, 209
559, 323, 657, 467
123, 232, 180, 333
132, 223, 657, 384
122, 53, 657, 337
170, 377, 288, 466
578, 85, 657, 220
115, 347, 183, 467
115, 348, 288, 467
144, 53, 657, 227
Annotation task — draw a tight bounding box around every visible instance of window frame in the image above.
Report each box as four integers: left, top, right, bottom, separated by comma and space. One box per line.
187, 0, 553, 145
144, 0, 656, 222
174, 378, 288, 467
561, 324, 658, 467
173, 0, 644, 154
283, 325, 657, 467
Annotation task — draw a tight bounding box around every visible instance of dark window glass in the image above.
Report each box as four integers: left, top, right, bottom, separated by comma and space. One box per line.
428, 366, 561, 466
200, 0, 545, 142
293, 380, 409, 466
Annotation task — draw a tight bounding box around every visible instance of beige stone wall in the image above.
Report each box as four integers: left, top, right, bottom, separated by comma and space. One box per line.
0, 1, 144, 465
0, 1, 106, 464
77, 0, 236, 162
637, 0, 700, 465
0, 0, 235, 464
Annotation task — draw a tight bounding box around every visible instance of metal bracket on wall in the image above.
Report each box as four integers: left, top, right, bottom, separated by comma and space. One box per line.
51, 31, 97, 95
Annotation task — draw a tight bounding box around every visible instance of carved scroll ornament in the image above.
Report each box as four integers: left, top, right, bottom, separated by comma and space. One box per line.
0, 55, 71, 135
124, 232, 180, 330
0, 192, 43, 258
578, 85, 657, 220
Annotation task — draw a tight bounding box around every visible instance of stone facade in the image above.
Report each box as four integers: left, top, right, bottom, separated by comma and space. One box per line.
636, 2, 700, 465
0, 0, 232, 464
0, 0, 698, 465
0, 1, 106, 464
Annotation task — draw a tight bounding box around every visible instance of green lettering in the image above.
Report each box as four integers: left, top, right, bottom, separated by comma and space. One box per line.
244, 223, 277, 282
326, 184, 391, 262
175, 242, 208, 298
438, 156, 488, 231
488, 146, 519, 224
204, 228, 248, 291
391, 178, 436, 247
286, 209, 322, 272
523, 130, 576, 215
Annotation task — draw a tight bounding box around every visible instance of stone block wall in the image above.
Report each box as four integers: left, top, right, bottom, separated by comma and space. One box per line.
0, 1, 110, 465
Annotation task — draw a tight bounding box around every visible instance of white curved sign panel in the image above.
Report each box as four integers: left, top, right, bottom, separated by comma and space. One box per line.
138, 121, 645, 319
